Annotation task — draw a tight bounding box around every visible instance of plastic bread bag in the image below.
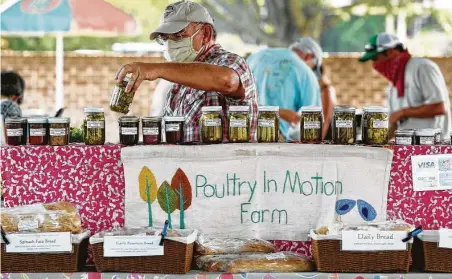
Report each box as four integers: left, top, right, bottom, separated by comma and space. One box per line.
196, 252, 314, 273
195, 235, 276, 255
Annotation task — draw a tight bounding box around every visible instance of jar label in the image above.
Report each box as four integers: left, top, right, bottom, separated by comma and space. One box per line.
304, 121, 321, 129
258, 119, 275, 128
7, 128, 23, 137
110, 86, 120, 105
335, 119, 353, 128
230, 119, 247, 128
121, 127, 138, 135
87, 121, 105, 129
166, 124, 180, 132
18, 218, 39, 232
373, 120, 389, 129
50, 128, 67, 136
205, 119, 221, 127
396, 137, 412, 145
143, 127, 159, 135
420, 137, 435, 145
30, 128, 46, 136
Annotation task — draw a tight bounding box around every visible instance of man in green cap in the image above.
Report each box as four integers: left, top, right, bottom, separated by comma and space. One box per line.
359, 33, 450, 142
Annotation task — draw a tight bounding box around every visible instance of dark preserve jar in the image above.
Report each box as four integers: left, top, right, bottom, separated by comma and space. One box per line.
119, 116, 139, 146
5, 117, 27, 146
142, 116, 162, 145
28, 117, 48, 145
164, 116, 185, 144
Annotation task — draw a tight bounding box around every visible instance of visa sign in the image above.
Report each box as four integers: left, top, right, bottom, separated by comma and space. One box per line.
418, 161, 436, 169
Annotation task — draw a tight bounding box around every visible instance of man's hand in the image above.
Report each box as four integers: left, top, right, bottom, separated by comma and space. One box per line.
115, 62, 159, 93
389, 110, 405, 126
280, 109, 301, 125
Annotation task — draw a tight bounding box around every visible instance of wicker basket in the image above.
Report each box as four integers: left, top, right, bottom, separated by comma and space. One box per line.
419, 230, 452, 272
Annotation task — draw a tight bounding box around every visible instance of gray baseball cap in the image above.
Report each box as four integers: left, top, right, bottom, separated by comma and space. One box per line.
150, 0, 214, 40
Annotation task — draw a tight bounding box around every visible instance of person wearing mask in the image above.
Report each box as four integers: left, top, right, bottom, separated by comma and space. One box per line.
359, 33, 450, 141
1, 71, 24, 120
115, 0, 258, 143
247, 43, 321, 141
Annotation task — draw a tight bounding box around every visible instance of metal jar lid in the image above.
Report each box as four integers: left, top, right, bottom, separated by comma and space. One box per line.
364, 106, 389, 113
202, 106, 223, 112
229, 106, 250, 113
163, 116, 185, 122
141, 116, 163, 123
84, 107, 104, 113
415, 129, 436, 137
48, 117, 70, 124
258, 106, 279, 112
301, 106, 322, 113
118, 116, 139, 123
334, 105, 355, 113
5, 117, 27, 124
27, 117, 48, 124
395, 129, 415, 136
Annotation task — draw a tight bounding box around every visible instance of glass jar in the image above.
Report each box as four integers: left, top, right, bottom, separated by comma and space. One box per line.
118, 116, 139, 146
200, 106, 223, 144
28, 117, 48, 145
333, 105, 356, 144
300, 106, 323, 143
257, 106, 279, 143
84, 107, 105, 145
395, 129, 415, 145
110, 76, 134, 114
5, 117, 27, 146
142, 116, 162, 145
435, 128, 441, 144
363, 106, 389, 145
228, 106, 250, 143
164, 116, 185, 144
415, 129, 437, 145
48, 117, 70, 146
355, 109, 363, 143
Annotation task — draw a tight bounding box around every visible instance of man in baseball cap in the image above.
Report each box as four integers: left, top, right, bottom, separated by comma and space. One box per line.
359, 33, 450, 142
114, 0, 258, 143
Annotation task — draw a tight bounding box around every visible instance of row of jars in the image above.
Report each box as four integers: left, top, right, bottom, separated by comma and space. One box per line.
394, 128, 442, 145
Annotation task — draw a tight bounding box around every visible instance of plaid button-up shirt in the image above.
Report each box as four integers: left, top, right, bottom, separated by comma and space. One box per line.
163, 44, 259, 143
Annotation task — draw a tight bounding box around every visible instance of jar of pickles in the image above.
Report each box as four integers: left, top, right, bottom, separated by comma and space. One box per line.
84, 107, 105, 145
110, 76, 134, 114
333, 106, 356, 144
5, 117, 27, 146
119, 116, 139, 145
228, 106, 250, 143
415, 129, 437, 145
142, 117, 162, 145
28, 117, 48, 145
200, 106, 223, 144
300, 106, 322, 143
48, 117, 70, 146
164, 116, 185, 144
395, 129, 415, 145
257, 106, 279, 143
362, 106, 389, 145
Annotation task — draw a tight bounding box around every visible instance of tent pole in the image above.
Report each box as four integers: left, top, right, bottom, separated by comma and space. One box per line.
55, 32, 64, 111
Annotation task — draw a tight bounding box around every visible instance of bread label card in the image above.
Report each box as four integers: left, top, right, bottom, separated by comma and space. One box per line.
266, 252, 287, 260
439, 229, 452, 249
6, 232, 72, 253
103, 235, 163, 257
341, 231, 408, 251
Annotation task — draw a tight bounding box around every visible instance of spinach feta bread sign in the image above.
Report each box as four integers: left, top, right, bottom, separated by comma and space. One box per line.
122, 144, 393, 240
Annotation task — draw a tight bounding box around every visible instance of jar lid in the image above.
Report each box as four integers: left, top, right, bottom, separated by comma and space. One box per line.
164, 116, 186, 122
84, 107, 104, 113
141, 116, 162, 122
334, 105, 355, 113
395, 129, 415, 136
258, 106, 279, 112
48, 117, 70, 124
229, 106, 250, 112
415, 129, 436, 137
119, 116, 139, 123
301, 106, 322, 112
364, 106, 389, 113
5, 117, 27, 123
202, 106, 223, 112
355, 109, 363, 115
27, 117, 48, 124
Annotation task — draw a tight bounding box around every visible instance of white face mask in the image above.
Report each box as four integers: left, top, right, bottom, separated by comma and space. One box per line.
164, 29, 204, 62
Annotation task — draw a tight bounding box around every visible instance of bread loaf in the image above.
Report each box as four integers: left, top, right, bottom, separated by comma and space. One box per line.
196, 238, 276, 255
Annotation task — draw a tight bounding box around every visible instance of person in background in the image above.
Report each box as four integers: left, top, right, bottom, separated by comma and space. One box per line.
1, 71, 24, 120
247, 44, 321, 141
115, 0, 258, 143
150, 79, 174, 116
359, 33, 451, 141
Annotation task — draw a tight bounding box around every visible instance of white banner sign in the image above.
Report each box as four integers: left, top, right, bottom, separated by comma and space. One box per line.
6, 232, 72, 253
439, 229, 452, 249
123, 144, 393, 240
342, 231, 408, 251
103, 235, 164, 257
411, 154, 452, 191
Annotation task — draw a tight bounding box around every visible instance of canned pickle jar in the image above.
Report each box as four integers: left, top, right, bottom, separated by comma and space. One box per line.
228, 106, 250, 143
257, 106, 279, 143
84, 107, 105, 145
200, 106, 223, 144
300, 106, 322, 143
110, 76, 134, 114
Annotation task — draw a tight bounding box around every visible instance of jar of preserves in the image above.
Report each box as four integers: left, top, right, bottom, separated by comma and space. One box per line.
395, 129, 415, 145
119, 116, 139, 146
84, 107, 105, 145
142, 116, 162, 145
257, 106, 279, 143
333, 106, 356, 144
200, 106, 223, 144
300, 106, 322, 143
164, 116, 185, 144
415, 129, 437, 145
110, 76, 134, 114
48, 117, 70, 146
5, 117, 27, 146
363, 106, 389, 145
28, 117, 48, 145
228, 106, 250, 143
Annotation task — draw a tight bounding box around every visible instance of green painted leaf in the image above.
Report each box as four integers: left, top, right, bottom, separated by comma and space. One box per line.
157, 180, 178, 214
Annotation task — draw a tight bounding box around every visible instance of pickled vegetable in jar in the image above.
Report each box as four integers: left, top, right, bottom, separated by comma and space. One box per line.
300, 106, 322, 143
257, 106, 279, 143
48, 117, 70, 146
119, 116, 139, 146
84, 107, 105, 145
200, 106, 223, 144
110, 76, 134, 114
333, 106, 356, 144
415, 129, 437, 145
228, 106, 250, 143
5, 117, 27, 146
28, 117, 48, 145
395, 129, 415, 145
363, 106, 389, 145
164, 116, 185, 144
142, 116, 162, 145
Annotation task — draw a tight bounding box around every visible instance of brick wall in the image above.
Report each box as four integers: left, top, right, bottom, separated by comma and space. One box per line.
2, 51, 452, 142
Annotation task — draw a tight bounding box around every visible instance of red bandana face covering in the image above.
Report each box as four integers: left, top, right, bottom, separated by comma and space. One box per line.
372, 51, 412, 98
